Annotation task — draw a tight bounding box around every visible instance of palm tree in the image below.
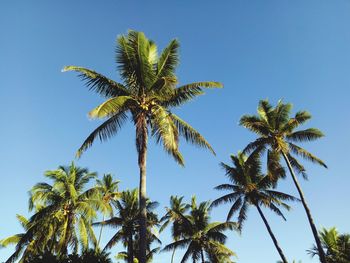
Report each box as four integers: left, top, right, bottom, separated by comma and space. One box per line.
95, 174, 120, 249
212, 152, 298, 263
63, 30, 221, 263
0, 214, 51, 263
28, 163, 101, 256
160, 196, 190, 263
94, 189, 160, 263
163, 196, 236, 263
308, 227, 350, 263
239, 99, 328, 263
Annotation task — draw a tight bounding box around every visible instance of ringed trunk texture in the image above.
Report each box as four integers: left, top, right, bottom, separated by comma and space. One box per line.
256, 205, 288, 263
137, 114, 148, 263
282, 152, 327, 263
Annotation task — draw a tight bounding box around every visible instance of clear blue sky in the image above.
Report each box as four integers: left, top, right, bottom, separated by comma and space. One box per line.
0, 1, 349, 262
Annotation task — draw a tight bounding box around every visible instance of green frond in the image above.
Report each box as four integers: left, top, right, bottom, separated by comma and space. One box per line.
88, 96, 134, 119
76, 111, 128, 158
171, 113, 215, 155
157, 39, 179, 78
286, 128, 324, 142
62, 66, 129, 98
239, 115, 270, 136
288, 143, 327, 168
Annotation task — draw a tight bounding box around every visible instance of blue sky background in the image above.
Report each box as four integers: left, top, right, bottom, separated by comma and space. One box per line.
0, 1, 349, 262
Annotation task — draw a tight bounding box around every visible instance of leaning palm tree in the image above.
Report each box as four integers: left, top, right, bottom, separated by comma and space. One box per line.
160, 196, 190, 263
212, 152, 298, 263
29, 163, 101, 256
308, 227, 350, 263
163, 196, 236, 263
95, 174, 120, 249
63, 30, 221, 263
240, 99, 327, 263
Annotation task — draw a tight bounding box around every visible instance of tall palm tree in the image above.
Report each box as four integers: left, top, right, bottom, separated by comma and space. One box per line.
95, 174, 120, 249
239, 99, 327, 263
94, 189, 160, 263
163, 196, 236, 263
63, 30, 221, 263
29, 163, 101, 256
160, 196, 190, 263
212, 152, 298, 263
308, 227, 350, 263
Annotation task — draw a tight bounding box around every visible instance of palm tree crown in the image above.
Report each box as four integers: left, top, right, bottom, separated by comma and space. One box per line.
163, 196, 236, 263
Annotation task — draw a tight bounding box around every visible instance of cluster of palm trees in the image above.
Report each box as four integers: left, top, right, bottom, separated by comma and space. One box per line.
1, 30, 347, 262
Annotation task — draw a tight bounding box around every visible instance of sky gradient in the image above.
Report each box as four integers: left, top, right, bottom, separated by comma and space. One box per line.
0, 1, 349, 262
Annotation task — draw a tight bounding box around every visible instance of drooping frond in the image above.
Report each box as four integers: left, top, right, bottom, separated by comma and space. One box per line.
171, 113, 215, 155
76, 111, 128, 158
286, 128, 324, 142
62, 66, 129, 98
288, 143, 327, 168
88, 96, 135, 119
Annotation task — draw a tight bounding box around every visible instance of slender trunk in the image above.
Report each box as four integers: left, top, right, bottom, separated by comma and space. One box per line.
128, 231, 134, 263
201, 249, 205, 263
281, 152, 327, 263
96, 215, 105, 251
171, 247, 176, 263
256, 205, 288, 263
137, 115, 148, 263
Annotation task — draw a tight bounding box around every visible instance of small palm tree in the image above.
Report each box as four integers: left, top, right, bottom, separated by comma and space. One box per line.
63, 30, 221, 263
240, 99, 327, 263
308, 227, 350, 263
163, 196, 236, 263
160, 196, 190, 263
212, 152, 298, 263
94, 189, 160, 263
95, 174, 120, 249
28, 163, 101, 256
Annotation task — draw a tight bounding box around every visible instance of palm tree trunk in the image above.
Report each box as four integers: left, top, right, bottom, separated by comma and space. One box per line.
201, 249, 205, 263
137, 114, 148, 263
128, 231, 134, 263
256, 205, 288, 263
171, 247, 176, 263
281, 152, 327, 263
96, 215, 105, 251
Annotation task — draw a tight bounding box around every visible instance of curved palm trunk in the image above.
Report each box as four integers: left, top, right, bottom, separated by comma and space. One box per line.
171, 247, 176, 263
256, 205, 288, 263
201, 249, 205, 263
137, 114, 148, 263
281, 152, 327, 263
96, 215, 105, 250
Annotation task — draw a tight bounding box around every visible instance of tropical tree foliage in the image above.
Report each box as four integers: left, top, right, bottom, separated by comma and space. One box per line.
163, 196, 236, 263
93, 189, 160, 263
240, 99, 327, 263
212, 152, 298, 263
63, 29, 221, 263
308, 227, 350, 263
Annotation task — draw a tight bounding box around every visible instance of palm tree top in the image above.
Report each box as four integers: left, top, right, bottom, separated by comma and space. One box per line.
240, 99, 327, 178
212, 152, 298, 231
63, 30, 222, 164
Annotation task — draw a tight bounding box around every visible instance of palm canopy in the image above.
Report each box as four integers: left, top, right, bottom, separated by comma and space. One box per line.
63, 30, 221, 164
95, 174, 120, 217
93, 189, 160, 261
308, 227, 350, 263
28, 163, 101, 255
240, 99, 326, 179
163, 196, 236, 263
212, 152, 298, 232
